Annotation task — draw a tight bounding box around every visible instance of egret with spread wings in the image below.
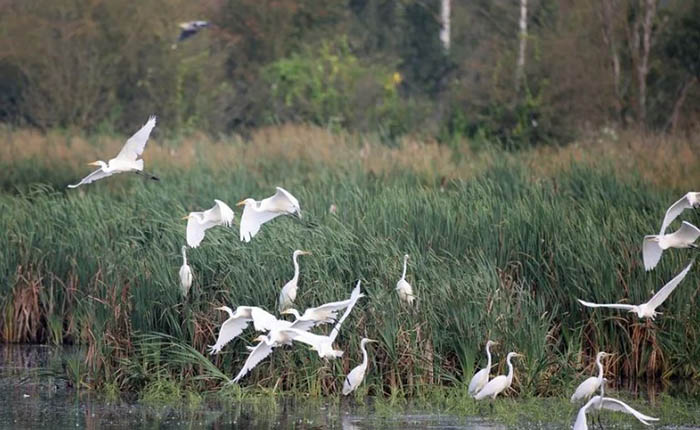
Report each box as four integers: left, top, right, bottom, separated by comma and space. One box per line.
573, 396, 658, 430
658, 192, 700, 235
183, 199, 234, 248
237, 187, 301, 242
643, 221, 700, 271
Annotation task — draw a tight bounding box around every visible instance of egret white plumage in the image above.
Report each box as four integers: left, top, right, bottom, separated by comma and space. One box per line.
578, 260, 694, 319
659, 192, 700, 235
68, 116, 158, 188
183, 199, 234, 248
249, 307, 316, 335
178, 246, 193, 297
573, 396, 658, 430
237, 187, 301, 242
208, 306, 263, 354
473, 352, 522, 400
396, 254, 415, 305
643, 221, 700, 270
286, 281, 364, 359
468, 340, 498, 397
278, 250, 311, 312
177, 21, 210, 42
570, 352, 612, 402
342, 338, 377, 395
281, 288, 367, 327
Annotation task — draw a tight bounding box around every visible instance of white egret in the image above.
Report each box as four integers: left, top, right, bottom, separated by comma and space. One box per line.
468, 340, 498, 397
396, 254, 415, 305
578, 260, 693, 320
278, 250, 312, 312
570, 352, 612, 403
286, 281, 364, 359
177, 21, 210, 42
281, 289, 367, 327
659, 192, 700, 235
183, 199, 234, 248
342, 338, 378, 395
68, 116, 158, 188
178, 246, 193, 297
249, 307, 316, 335
473, 352, 522, 400
208, 306, 265, 354
643, 221, 700, 270
573, 396, 658, 430
237, 187, 301, 242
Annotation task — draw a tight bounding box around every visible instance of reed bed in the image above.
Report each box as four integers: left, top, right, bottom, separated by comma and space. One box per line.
1, 125, 699, 397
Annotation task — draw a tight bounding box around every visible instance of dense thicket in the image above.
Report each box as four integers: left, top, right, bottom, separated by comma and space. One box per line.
1, 0, 698, 146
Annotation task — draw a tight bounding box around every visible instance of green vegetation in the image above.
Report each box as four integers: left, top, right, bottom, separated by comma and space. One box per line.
1, 127, 699, 401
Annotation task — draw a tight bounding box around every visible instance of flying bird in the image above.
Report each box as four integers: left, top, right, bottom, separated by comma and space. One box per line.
68, 116, 158, 188
342, 338, 378, 395
468, 340, 498, 397
570, 352, 612, 403
573, 396, 658, 430
474, 352, 522, 400
658, 192, 700, 235
578, 260, 694, 319
178, 245, 193, 297
281, 289, 366, 328
237, 187, 301, 242
208, 306, 263, 354
278, 250, 312, 312
643, 221, 700, 270
183, 199, 234, 248
396, 254, 415, 305
174, 21, 210, 45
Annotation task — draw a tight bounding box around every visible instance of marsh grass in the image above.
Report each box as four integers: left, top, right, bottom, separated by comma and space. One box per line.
1, 125, 700, 398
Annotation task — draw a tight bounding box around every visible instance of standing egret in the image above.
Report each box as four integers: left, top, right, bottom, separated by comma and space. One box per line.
659, 192, 700, 235
473, 352, 522, 400
643, 221, 700, 270
237, 187, 301, 242
342, 338, 378, 395
573, 396, 658, 430
468, 340, 498, 397
396, 254, 415, 305
183, 199, 234, 248
570, 352, 612, 402
68, 116, 158, 188
208, 306, 268, 354
278, 250, 312, 312
578, 260, 694, 319
287, 281, 364, 359
178, 246, 193, 297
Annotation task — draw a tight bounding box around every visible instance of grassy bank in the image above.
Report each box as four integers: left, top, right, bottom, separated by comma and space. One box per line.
1, 125, 700, 398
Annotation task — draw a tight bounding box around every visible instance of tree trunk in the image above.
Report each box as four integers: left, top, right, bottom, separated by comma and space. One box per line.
667, 76, 697, 133
516, 0, 528, 91
636, 0, 657, 126
440, 0, 451, 52
599, 0, 623, 122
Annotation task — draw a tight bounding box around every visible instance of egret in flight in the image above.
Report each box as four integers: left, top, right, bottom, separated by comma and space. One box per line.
237, 187, 301, 242
278, 250, 312, 312
183, 199, 234, 248
659, 192, 700, 235
396, 254, 415, 305
570, 352, 612, 402
281, 288, 367, 328
468, 340, 498, 397
573, 396, 658, 430
209, 305, 266, 354
68, 116, 158, 188
177, 21, 210, 42
178, 246, 193, 297
578, 260, 694, 319
643, 221, 700, 270
474, 352, 522, 400
342, 338, 378, 395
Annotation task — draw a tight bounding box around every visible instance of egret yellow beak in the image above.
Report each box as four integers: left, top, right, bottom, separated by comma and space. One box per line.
367, 339, 378, 343
236, 200, 246, 206
182, 215, 190, 220
301, 251, 312, 255
87, 161, 101, 166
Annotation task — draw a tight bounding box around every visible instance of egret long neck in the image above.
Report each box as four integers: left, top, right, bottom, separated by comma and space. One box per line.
401, 257, 408, 280
181, 247, 188, 264
361, 342, 369, 368
485, 343, 492, 369
595, 355, 604, 381
292, 253, 300, 282
505, 356, 515, 385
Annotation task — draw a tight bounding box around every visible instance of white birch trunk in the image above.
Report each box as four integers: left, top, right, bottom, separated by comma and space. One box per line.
440, 0, 451, 52
516, 0, 528, 90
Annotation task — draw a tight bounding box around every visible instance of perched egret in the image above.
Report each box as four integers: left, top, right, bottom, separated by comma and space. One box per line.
286, 281, 364, 359
208, 306, 262, 354
278, 250, 312, 312
468, 340, 498, 397
643, 221, 700, 270
176, 21, 210, 42
281, 289, 367, 328
68, 116, 158, 188
573, 396, 658, 430
183, 199, 234, 248
237, 187, 301, 242
342, 338, 378, 395
570, 352, 612, 403
578, 260, 693, 319
659, 192, 700, 235
396, 254, 415, 305
178, 246, 193, 297
473, 352, 522, 400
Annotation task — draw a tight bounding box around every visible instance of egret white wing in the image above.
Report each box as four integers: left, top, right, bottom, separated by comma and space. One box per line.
186, 215, 207, 248
209, 317, 251, 354
116, 116, 156, 161
329, 281, 363, 344
261, 187, 300, 213
231, 341, 274, 383
67, 168, 116, 188
670, 221, 700, 244
343, 365, 365, 395
642, 237, 663, 271
577, 299, 637, 311
647, 260, 694, 309
212, 199, 235, 226
239, 204, 283, 242
660, 194, 692, 235
468, 368, 489, 396
597, 396, 659, 423
251, 308, 283, 332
